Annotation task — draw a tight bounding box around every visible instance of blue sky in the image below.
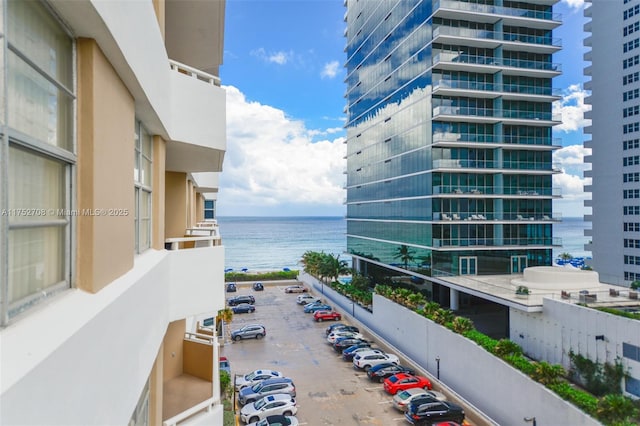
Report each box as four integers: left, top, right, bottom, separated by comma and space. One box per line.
217, 0, 590, 218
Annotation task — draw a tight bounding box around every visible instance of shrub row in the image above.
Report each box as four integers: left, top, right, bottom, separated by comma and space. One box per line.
225, 270, 299, 282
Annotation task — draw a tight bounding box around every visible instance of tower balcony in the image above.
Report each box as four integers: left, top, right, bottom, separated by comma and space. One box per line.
432, 106, 561, 126
432, 79, 562, 101
432, 0, 561, 30
432, 236, 562, 249
432, 132, 561, 150
432, 26, 561, 54
431, 52, 561, 78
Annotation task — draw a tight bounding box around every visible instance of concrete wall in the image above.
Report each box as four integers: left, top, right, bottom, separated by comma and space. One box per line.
511, 298, 640, 396
300, 274, 601, 426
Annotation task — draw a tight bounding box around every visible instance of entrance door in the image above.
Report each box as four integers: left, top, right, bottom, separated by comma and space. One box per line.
460, 256, 477, 275
511, 255, 527, 273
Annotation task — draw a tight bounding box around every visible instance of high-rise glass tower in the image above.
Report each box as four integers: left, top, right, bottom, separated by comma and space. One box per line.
583, 0, 640, 285
344, 0, 562, 279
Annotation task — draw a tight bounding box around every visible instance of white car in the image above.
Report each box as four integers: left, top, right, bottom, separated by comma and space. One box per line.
240, 394, 298, 424
326, 330, 364, 344
235, 370, 283, 390
353, 350, 399, 371
296, 294, 319, 305
392, 388, 447, 411
246, 415, 299, 426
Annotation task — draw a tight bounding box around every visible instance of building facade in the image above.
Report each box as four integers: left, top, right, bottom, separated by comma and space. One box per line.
583, 0, 640, 286
344, 0, 563, 280
0, 0, 227, 424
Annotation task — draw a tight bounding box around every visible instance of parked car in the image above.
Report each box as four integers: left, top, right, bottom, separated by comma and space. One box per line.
333, 337, 369, 352
431, 422, 462, 426
342, 346, 380, 362
327, 330, 364, 344
231, 324, 266, 341
303, 300, 324, 309
240, 393, 297, 424
384, 373, 432, 395
284, 285, 307, 293
367, 363, 415, 383
246, 415, 299, 426
226, 282, 237, 292
404, 401, 465, 425
235, 370, 283, 390
303, 304, 332, 313
393, 389, 447, 412
325, 324, 359, 336
232, 303, 256, 314
238, 378, 296, 406
228, 295, 256, 306
353, 351, 399, 371
253, 282, 264, 291
219, 356, 231, 375
313, 310, 341, 322
296, 294, 319, 304
340, 342, 372, 358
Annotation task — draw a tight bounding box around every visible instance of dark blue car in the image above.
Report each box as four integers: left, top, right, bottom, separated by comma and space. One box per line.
232, 303, 256, 314
303, 304, 331, 313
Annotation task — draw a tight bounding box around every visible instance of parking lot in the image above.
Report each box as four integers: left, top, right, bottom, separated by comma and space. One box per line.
221, 282, 481, 426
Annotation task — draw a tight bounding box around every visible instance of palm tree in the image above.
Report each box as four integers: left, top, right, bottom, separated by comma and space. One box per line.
394, 245, 415, 269
560, 252, 573, 261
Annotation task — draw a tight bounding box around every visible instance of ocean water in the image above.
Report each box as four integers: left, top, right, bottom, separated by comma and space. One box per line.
218, 216, 590, 271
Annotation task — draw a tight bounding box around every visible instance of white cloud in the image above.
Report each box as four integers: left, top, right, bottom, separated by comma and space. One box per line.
561, 0, 585, 10
219, 86, 346, 216
251, 48, 293, 65
553, 84, 591, 132
321, 60, 340, 79
552, 144, 591, 217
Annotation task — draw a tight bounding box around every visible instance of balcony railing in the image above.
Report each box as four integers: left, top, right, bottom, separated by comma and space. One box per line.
435, 212, 562, 221
163, 398, 222, 426
432, 132, 561, 147
433, 79, 561, 97
432, 186, 562, 197
432, 52, 561, 72
433, 26, 562, 48
433, 0, 562, 22
433, 159, 497, 169
169, 59, 221, 87
433, 106, 561, 122
432, 237, 562, 247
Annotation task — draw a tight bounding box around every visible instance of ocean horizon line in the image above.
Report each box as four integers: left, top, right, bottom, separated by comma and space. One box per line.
216, 215, 586, 219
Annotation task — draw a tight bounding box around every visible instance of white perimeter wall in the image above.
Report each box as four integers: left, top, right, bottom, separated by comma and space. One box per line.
511, 298, 640, 393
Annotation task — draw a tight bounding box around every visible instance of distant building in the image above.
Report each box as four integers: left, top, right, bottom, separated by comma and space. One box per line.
344, 0, 563, 290
0, 0, 227, 424
583, 0, 640, 286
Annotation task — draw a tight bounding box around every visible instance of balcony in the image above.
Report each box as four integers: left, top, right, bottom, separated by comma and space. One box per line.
432, 106, 561, 125
165, 233, 225, 321
432, 0, 561, 30
435, 211, 562, 221
431, 52, 561, 77
166, 60, 226, 174
432, 79, 561, 101
432, 185, 562, 198
432, 132, 560, 149
432, 236, 562, 248
432, 26, 561, 54
432, 158, 498, 170
163, 332, 223, 426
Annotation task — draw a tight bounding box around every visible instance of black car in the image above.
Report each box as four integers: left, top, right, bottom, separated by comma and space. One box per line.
342, 343, 374, 361
232, 303, 256, 314
325, 323, 359, 336
226, 282, 237, 292
367, 362, 416, 383
228, 295, 256, 306
404, 400, 465, 425
333, 337, 368, 352
253, 282, 264, 291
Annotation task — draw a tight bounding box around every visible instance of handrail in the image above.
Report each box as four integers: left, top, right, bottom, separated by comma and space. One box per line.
165, 235, 221, 250
169, 59, 221, 87
184, 331, 215, 344
162, 397, 217, 426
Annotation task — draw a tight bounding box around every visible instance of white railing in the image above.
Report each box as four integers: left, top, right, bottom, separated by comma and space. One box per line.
169, 59, 221, 87
165, 235, 221, 250
162, 397, 219, 426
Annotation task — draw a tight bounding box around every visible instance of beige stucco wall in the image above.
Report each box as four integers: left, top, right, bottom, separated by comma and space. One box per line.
153, 136, 166, 250
165, 172, 188, 238
163, 319, 186, 382
149, 344, 164, 426
76, 38, 135, 293
196, 194, 204, 223
153, 0, 165, 39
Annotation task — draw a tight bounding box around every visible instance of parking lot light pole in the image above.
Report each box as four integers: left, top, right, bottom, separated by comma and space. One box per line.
435, 356, 440, 380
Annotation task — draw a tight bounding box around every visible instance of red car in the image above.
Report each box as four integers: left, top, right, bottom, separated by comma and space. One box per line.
313, 310, 342, 322
383, 372, 432, 395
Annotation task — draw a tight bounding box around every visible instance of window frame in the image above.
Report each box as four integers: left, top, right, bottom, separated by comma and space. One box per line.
134, 119, 152, 254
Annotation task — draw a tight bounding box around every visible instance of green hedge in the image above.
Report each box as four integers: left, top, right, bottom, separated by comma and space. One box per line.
225, 270, 298, 282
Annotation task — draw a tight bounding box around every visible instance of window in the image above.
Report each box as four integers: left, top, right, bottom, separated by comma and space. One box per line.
134, 121, 152, 253
204, 199, 215, 220
2, 0, 75, 324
